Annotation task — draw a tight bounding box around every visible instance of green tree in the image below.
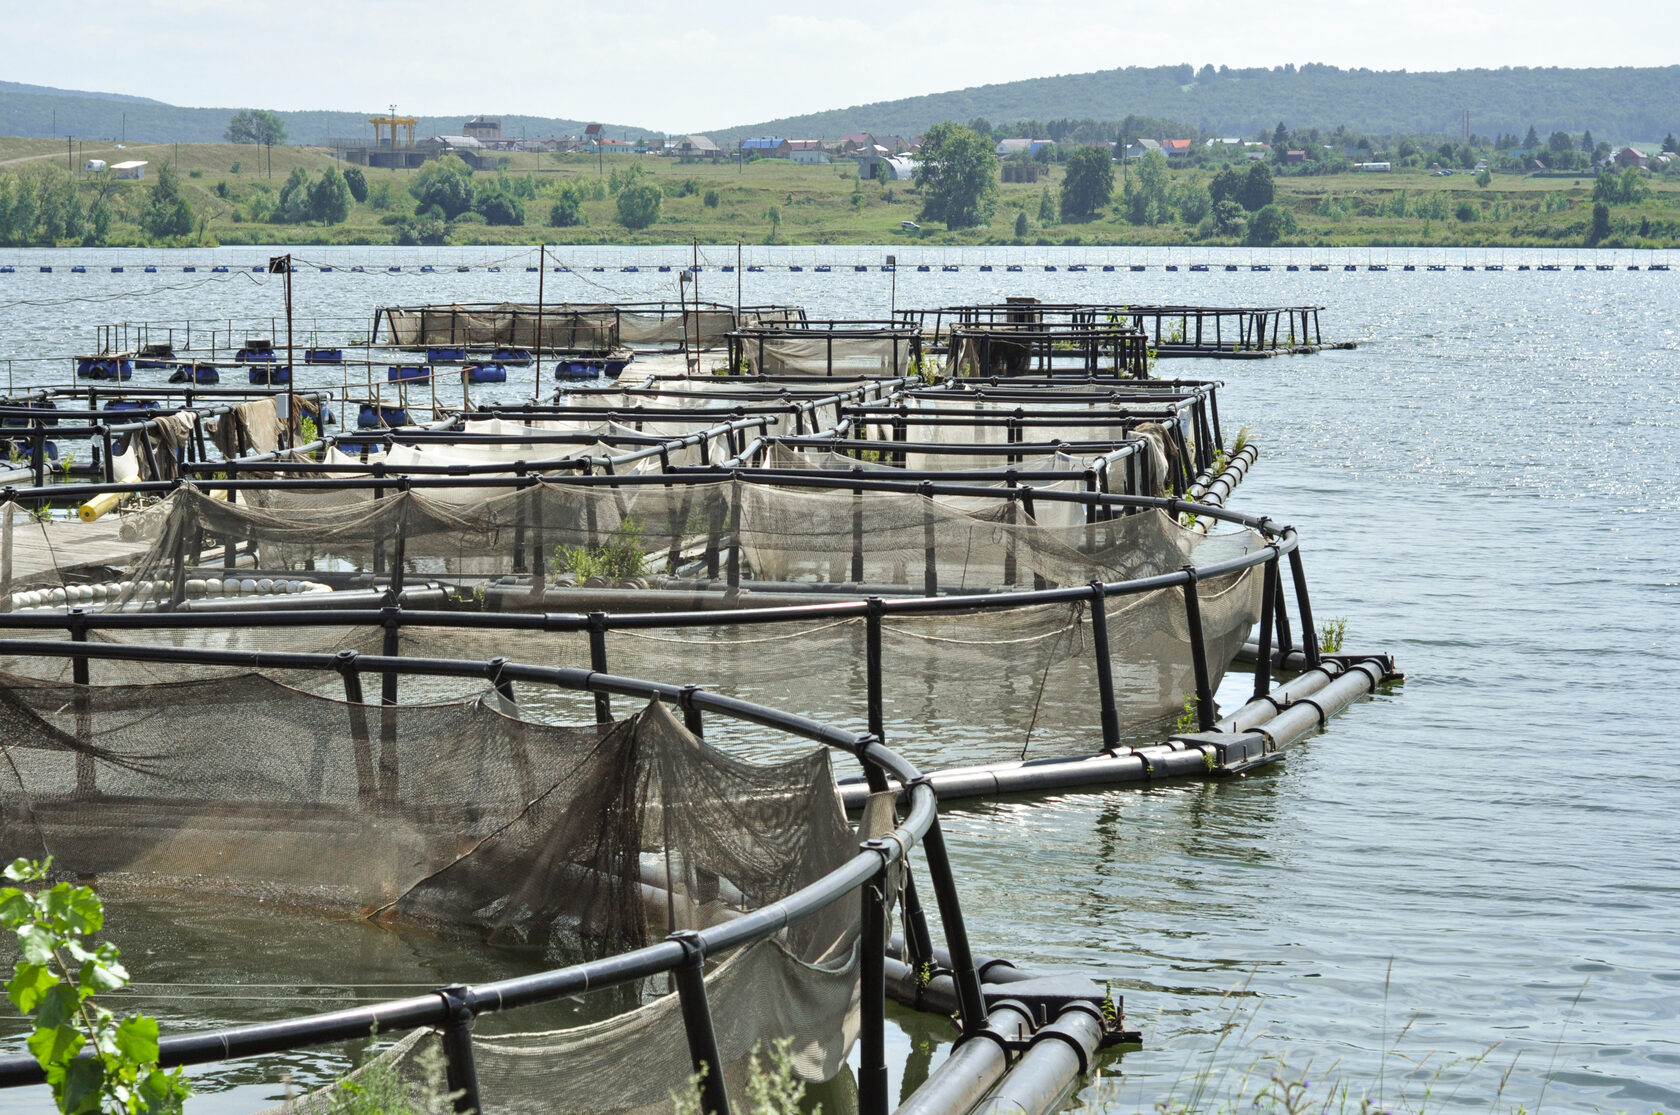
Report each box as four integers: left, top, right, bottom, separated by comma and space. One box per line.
1239, 161, 1274, 211
1272, 121, 1289, 150
1665, 133, 1679, 154
1013, 209, 1028, 237
1245, 202, 1296, 245
85, 195, 111, 245
1522, 125, 1540, 149
1212, 198, 1246, 238
224, 109, 286, 146
702, 188, 720, 208
548, 184, 586, 227
141, 163, 193, 238
1209, 165, 1244, 207
1059, 145, 1114, 222
615, 181, 663, 229
1590, 201, 1611, 243
1122, 151, 1169, 225
271, 167, 310, 223
1475, 167, 1492, 188
1038, 187, 1057, 224
408, 156, 476, 220
1173, 179, 1211, 223
308, 167, 352, 224
397, 215, 448, 245
477, 188, 525, 226
341, 166, 368, 204
914, 121, 999, 230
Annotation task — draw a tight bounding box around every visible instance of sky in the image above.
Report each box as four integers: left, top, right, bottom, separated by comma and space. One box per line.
8, 0, 1680, 132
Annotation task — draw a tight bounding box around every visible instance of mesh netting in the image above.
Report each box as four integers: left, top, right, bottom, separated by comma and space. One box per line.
253, 796, 898, 1115
0, 688, 854, 952
739, 335, 916, 377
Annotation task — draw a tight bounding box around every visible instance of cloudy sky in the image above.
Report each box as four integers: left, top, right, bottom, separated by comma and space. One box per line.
10, 0, 1680, 131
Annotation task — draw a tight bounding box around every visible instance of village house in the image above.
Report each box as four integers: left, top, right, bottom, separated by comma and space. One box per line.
741, 137, 792, 159
673, 135, 720, 161
788, 139, 829, 164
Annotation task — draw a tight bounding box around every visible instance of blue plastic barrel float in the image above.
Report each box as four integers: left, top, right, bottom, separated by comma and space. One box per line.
248, 365, 292, 385
304, 348, 343, 364
104, 399, 160, 413
169, 365, 220, 385
465, 363, 507, 384
427, 346, 467, 364
387, 365, 430, 382
357, 403, 408, 428
212, 265, 229, 273
492, 348, 533, 366
75, 357, 133, 380
71, 265, 87, 273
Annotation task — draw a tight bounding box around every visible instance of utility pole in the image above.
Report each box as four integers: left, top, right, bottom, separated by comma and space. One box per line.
268, 255, 296, 450
534, 244, 546, 402
67, 137, 73, 174
122, 112, 126, 144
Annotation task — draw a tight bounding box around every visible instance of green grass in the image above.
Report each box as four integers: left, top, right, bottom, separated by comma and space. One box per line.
3, 140, 1679, 248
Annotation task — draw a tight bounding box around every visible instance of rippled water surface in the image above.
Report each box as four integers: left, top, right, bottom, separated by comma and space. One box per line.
2, 245, 1677, 1113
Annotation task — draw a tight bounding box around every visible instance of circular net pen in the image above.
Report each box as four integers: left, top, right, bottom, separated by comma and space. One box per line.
0, 643, 987, 1115
0, 470, 1317, 772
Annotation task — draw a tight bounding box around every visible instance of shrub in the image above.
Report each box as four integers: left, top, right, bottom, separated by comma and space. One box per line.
615, 182, 662, 229
703, 189, 720, 208
2, 858, 193, 1115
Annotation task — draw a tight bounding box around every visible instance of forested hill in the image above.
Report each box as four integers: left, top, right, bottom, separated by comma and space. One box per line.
707, 64, 1680, 144
0, 83, 648, 144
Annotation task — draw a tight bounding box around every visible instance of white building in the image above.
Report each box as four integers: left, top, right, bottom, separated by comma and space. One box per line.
112, 160, 148, 180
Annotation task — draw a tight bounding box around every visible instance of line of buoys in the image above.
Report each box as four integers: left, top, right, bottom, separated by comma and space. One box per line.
0, 261, 1673, 277
6, 576, 331, 611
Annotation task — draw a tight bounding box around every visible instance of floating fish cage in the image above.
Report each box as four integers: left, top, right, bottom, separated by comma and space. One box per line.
900, 300, 1347, 358
0, 634, 1146, 1115
726, 321, 925, 377
0, 310, 1401, 1115
374, 301, 805, 354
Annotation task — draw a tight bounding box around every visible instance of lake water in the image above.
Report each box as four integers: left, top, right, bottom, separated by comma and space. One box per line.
1, 245, 1677, 1114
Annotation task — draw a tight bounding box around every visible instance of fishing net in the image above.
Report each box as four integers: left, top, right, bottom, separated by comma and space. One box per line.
0, 479, 1263, 757
737, 333, 918, 377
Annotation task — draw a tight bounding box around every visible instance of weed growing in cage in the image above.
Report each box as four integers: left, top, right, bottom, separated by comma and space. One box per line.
1320, 617, 1347, 654
670, 1038, 818, 1115
550, 519, 649, 582
1173, 694, 1199, 734
1, 857, 193, 1115
312, 1034, 459, 1115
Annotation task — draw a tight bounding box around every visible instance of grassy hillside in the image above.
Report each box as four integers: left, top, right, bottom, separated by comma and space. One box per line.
1, 142, 1676, 249
706, 64, 1680, 146
0, 83, 650, 145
